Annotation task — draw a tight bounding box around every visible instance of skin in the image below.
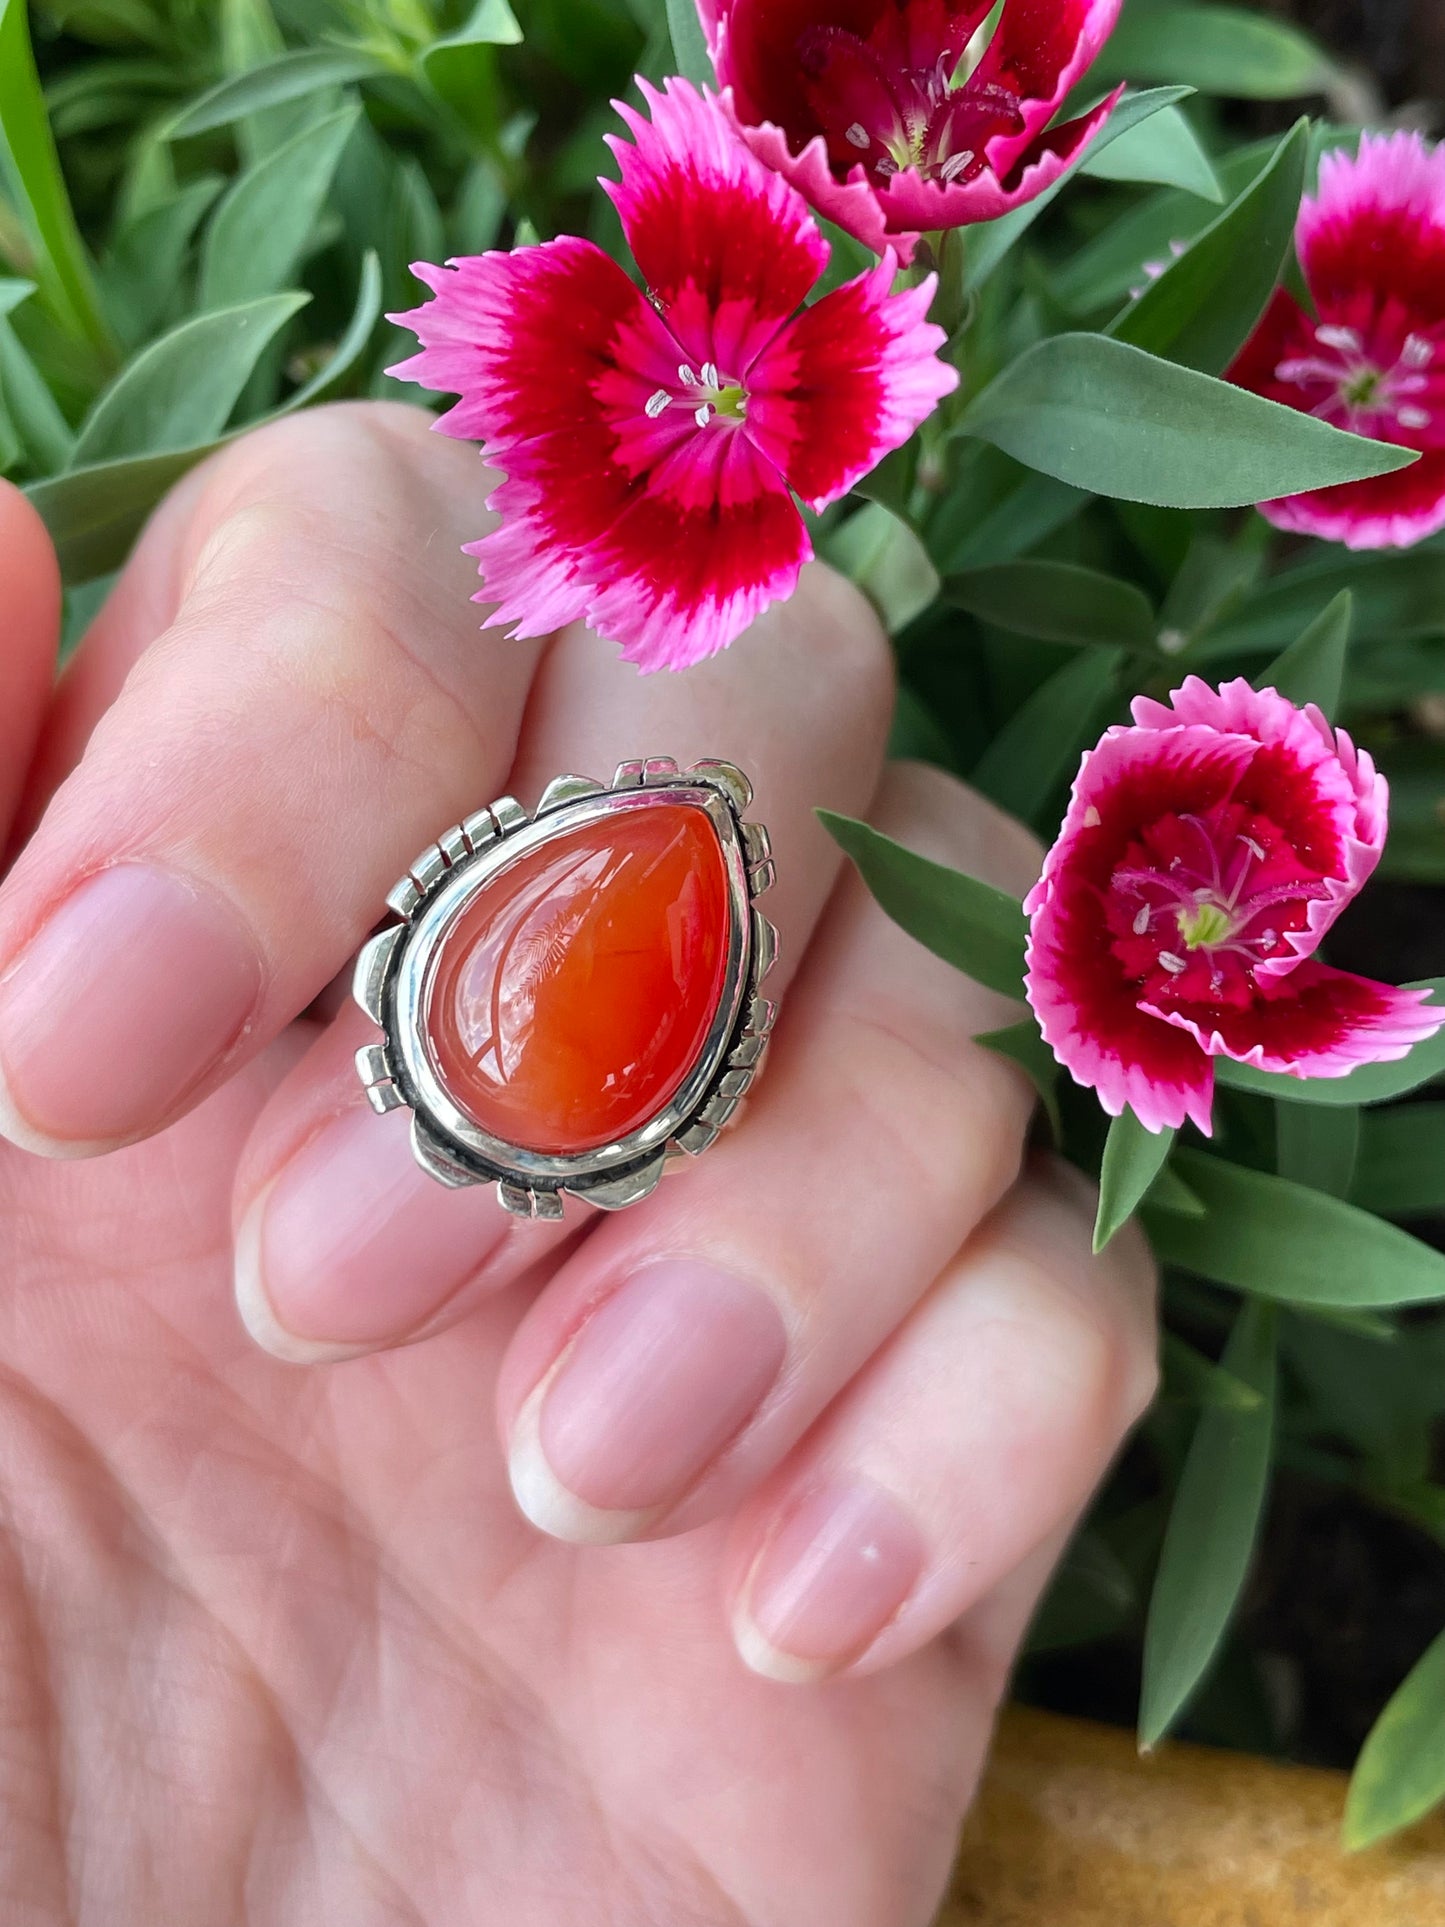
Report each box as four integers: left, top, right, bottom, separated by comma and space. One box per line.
0, 405, 1156, 1927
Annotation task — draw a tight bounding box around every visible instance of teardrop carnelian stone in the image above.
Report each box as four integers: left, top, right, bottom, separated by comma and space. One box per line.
423, 802, 732, 1155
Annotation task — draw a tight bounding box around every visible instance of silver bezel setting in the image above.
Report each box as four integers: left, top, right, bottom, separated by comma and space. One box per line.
352, 758, 777, 1219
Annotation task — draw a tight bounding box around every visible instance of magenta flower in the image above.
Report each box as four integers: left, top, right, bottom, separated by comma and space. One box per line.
700, 0, 1126, 261
1025, 678, 1444, 1135
1228, 132, 1445, 550
387, 78, 956, 670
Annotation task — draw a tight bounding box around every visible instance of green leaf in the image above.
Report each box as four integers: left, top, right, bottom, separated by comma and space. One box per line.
1162, 1332, 1263, 1410
0, 0, 115, 358
1255, 589, 1351, 719
1344, 1626, 1445, 1850
970, 646, 1122, 824
0, 315, 75, 470
1110, 120, 1308, 375
968, 86, 1193, 293
1215, 982, 1445, 1106
665, 0, 713, 86
1146, 1164, 1206, 1217
1098, 4, 1334, 100
419, 0, 522, 70
975, 1016, 1062, 1142
199, 103, 358, 309
928, 462, 1089, 573
72, 291, 310, 466
946, 560, 1157, 652
1081, 102, 1222, 202
31, 255, 379, 582
1140, 1299, 1277, 1749
962, 334, 1415, 509
1147, 1150, 1445, 1309
819, 810, 1027, 999
824, 502, 939, 635
1096, 1111, 1176, 1253
1276, 1100, 1360, 1200
1196, 550, 1445, 664
102, 174, 223, 346
1351, 1103, 1445, 1219
1029, 1529, 1137, 1654
0, 276, 34, 319
163, 47, 389, 139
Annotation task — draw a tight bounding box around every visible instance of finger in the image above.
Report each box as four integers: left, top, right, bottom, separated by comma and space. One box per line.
725, 1158, 1158, 1684
230, 562, 896, 1359
0, 483, 61, 852
494, 761, 1042, 1546
0, 403, 540, 1159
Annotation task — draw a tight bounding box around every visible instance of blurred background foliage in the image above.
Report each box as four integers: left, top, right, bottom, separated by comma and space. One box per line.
7, 0, 1445, 1855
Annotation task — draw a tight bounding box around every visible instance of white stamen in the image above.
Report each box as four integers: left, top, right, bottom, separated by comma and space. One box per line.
845, 122, 870, 149
1132, 905, 1152, 936
1238, 834, 1266, 862
678, 363, 697, 385
694, 403, 712, 427
1083, 805, 1102, 828
1259, 928, 1277, 947
939, 149, 975, 183
700, 360, 719, 389
1159, 951, 1187, 975
644, 389, 672, 419
1316, 323, 1364, 355
1403, 333, 1435, 369
1398, 404, 1432, 430
875, 156, 898, 178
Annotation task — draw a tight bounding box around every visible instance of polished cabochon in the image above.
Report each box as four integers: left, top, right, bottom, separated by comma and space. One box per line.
352, 759, 778, 1218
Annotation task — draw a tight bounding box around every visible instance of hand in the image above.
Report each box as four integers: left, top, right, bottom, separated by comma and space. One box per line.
0, 406, 1155, 1927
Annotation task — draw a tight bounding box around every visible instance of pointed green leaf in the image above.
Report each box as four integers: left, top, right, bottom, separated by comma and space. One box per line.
970, 647, 1123, 825
1344, 1626, 1445, 1850
0, 315, 75, 471
1215, 981, 1445, 1105
665, 0, 714, 85
1081, 102, 1222, 201
819, 810, 1026, 998
0, 0, 115, 358
1256, 589, 1351, 719
1161, 1332, 1263, 1410
1110, 119, 1308, 375
967, 86, 1194, 293
1097, 4, 1334, 99
199, 103, 358, 309
31, 256, 378, 581
1140, 1299, 1276, 1749
1145, 1165, 1206, 1217
1197, 550, 1445, 664
946, 560, 1157, 651
963, 335, 1416, 509
825, 502, 939, 634
975, 1017, 1061, 1141
1351, 1103, 1445, 1220
103, 175, 224, 345
1147, 1150, 1445, 1308
1097, 1111, 1176, 1253
164, 47, 389, 139
72, 291, 310, 466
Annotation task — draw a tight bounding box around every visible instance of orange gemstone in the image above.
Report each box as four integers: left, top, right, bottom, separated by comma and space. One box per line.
423, 802, 732, 1155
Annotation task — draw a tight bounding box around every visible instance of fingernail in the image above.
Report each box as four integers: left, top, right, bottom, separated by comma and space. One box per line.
235, 1105, 511, 1362
0, 864, 261, 1155
508, 1261, 787, 1545
733, 1478, 925, 1684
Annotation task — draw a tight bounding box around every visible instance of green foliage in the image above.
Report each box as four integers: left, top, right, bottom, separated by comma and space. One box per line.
1140, 1299, 1277, 1748
16, 0, 1445, 1849
1096, 1111, 1176, 1253
818, 810, 1027, 999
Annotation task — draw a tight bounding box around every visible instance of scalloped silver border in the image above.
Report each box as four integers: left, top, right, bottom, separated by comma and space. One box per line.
351, 758, 777, 1218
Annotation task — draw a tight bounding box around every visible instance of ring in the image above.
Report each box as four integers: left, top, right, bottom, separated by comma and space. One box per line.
352, 759, 778, 1219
